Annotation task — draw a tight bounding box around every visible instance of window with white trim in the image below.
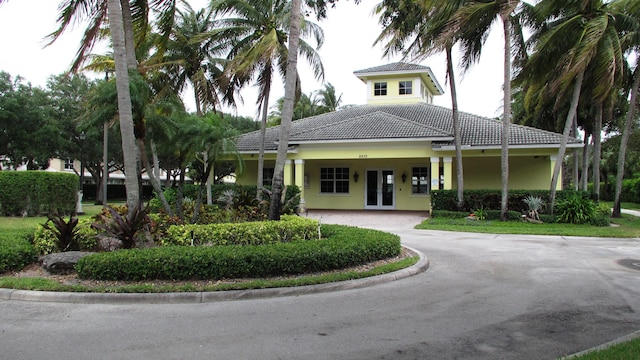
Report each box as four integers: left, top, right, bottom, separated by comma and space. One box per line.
64, 159, 74, 170
320, 167, 350, 193
412, 167, 429, 194
399, 81, 412, 95
374, 82, 387, 96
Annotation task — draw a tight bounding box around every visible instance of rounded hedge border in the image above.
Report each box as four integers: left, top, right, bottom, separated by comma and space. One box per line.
76, 225, 401, 281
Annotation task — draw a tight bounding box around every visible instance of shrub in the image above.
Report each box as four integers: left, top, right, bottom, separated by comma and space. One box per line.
75, 224, 401, 281
431, 210, 469, 219
92, 205, 150, 249
33, 219, 99, 255
162, 215, 318, 246
0, 171, 78, 216
538, 214, 556, 223
0, 229, 36, 273
484, 210, 523, 221
554, 193, 596, 224
41, 215, 80, 252
591, 203, 611, 227
431, 189, 590, 215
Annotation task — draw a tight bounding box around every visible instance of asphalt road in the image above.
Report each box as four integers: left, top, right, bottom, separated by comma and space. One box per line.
1, 211, 639, 360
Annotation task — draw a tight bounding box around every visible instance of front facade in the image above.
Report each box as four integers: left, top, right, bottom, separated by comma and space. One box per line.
235, 63, 581, 212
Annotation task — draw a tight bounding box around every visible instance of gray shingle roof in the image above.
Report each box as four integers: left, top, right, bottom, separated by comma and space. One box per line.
235, 103, 580, 152
353, 62, 434, 74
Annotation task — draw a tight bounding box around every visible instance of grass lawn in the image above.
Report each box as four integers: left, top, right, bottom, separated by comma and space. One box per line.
600, 201, 640, 211
561, 336, 640, 359
416, 214, 640, 238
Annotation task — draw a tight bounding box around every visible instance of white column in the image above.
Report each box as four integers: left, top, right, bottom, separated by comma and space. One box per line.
294, 160, 306, 210
443, 157, 453, 190
430, 156, 440, 192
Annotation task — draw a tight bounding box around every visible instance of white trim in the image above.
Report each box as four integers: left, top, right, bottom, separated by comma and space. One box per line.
433, 143, 583, 151
430, 156, 440, 163
443, 157, 453, 163
294, 159, 305, 165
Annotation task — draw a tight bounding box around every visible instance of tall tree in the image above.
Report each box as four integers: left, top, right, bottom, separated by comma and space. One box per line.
450, 0, 521, 220
0, 72, 62, 170
374, 0, 469, 211
523, 0, 626, 211
611, 0, 640, 217
161, 3, 232, 116
107, 0, 141, 214
269, 0, 303, 219
211, 0, 325, 198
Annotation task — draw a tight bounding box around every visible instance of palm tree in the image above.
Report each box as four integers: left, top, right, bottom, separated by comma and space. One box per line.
374, 0, 469, 211
448, 0, 522, 220
523, 0, 626, 211
269, 0, 303, 219
315, 82, 343, 112
106, 0, 140, 215
611, 0, 640, 217
161, 4, 232, 116
210, 0, 325, 199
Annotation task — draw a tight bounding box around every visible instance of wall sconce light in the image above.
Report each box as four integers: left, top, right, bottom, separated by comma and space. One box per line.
353, 171, 359, 183
401, 172, 407, 183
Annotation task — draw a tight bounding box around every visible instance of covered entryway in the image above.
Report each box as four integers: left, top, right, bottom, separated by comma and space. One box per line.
365, 169, 395, 209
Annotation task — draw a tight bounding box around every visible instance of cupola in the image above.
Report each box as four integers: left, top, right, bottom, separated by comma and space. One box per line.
353, 62, 444, 105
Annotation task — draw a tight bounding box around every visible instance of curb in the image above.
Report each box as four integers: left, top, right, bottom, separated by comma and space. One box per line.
0, 246, 429, 304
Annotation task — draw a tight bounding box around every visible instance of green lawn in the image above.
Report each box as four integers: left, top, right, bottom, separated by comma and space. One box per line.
416, 214, 640, 238
560, 336, 640, 359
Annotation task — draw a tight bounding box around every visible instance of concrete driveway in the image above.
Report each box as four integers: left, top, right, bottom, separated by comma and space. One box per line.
1, 211, 640, 359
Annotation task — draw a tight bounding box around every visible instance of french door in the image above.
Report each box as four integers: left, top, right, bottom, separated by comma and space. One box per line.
365, 169, 395, 209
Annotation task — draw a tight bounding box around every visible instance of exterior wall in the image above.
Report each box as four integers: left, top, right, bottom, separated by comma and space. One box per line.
451, 154, 555, 190
236, 145, 562, 211
365, 76, 430, 105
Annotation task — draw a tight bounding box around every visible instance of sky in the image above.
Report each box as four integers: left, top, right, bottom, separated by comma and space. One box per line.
0, 0, 506, 119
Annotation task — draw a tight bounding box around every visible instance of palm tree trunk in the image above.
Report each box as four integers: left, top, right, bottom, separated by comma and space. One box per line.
107, 0, 140, 216
269, 0, 301, 220
550, 70, 585, 213
592, 102, 603, 201
256, 84, 270, 200
613, 60, 640, 217
500, 12, 512, 221
580, 130, 590, 191
571, 115, 579, 190
446, 45, 464, 210
136, 138, 173, 216
119, 0, 137, 69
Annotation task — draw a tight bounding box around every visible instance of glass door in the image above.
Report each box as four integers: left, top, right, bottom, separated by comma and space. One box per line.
365, 169, 395, 209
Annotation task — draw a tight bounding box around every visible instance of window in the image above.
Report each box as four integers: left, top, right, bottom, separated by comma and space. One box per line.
399, 81, 412, 95
412, 167, 429, 194
263, 167, 274, 186
320, 167, 350, 193
374, 82, 387, 96
64, 159, 74, 170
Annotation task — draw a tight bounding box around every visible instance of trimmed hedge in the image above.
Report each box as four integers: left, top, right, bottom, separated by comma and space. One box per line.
431, 210, 522, 221
0, 171, 78, 216
0, 229, 37, 273
75, 224, 401, 281
431, 189, 590, 214
162, 215, 317, 246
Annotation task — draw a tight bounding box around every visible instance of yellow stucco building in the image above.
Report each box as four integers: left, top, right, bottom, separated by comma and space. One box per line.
235, 63, 581, 212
